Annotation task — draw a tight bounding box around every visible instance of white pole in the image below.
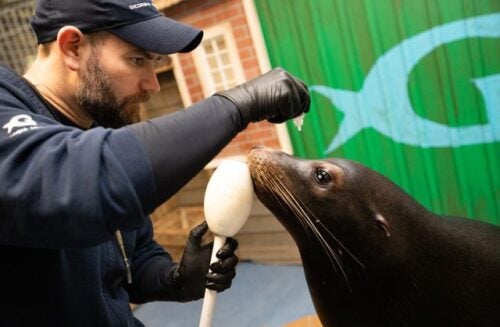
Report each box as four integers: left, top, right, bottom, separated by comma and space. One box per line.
198, 235, 226, 327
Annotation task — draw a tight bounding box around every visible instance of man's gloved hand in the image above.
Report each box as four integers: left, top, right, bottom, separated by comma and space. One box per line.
215, 67, 310, 126
168, 222, 239, 302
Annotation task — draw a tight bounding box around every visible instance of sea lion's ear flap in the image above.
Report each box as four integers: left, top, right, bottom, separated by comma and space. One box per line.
375, 213, 391, 237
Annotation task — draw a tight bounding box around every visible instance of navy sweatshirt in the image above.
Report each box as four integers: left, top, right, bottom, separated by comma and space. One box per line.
0, 65, 242, 326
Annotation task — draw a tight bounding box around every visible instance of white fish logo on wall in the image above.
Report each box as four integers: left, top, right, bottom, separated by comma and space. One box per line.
310, 13, 500, 154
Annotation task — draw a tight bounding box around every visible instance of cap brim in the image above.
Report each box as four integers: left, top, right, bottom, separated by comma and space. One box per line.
109, 15, 203, 55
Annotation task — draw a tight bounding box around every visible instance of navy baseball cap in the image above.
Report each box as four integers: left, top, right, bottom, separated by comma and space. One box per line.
30, 0, 203, 54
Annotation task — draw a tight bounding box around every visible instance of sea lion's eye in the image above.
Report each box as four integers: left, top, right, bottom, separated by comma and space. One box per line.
315, 169, 331, 184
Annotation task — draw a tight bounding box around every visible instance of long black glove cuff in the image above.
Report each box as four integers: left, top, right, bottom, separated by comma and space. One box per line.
126, 96, 242, 209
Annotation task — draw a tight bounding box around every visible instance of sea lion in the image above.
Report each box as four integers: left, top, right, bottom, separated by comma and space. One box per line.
247, 147, 500, 327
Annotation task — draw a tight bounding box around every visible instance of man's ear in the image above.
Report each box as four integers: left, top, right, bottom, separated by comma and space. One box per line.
56, 26, 88, 71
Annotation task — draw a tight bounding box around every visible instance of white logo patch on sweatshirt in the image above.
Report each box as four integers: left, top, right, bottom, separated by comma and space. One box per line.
2, 114, 40, 137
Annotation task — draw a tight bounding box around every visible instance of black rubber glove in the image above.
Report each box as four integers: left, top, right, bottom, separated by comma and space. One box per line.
168, 222, 239, 302
215, 67, 310, 126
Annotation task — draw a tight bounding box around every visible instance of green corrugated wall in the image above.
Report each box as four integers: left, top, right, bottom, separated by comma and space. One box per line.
254, 0, 500, 224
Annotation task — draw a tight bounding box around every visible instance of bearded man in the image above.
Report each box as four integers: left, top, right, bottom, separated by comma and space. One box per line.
0, 0, 310, 326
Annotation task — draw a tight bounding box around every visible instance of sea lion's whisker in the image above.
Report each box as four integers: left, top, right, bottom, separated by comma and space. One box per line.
267, 176, 314, 238
272, 178, 353, 289
313, 228, 354, 291
261, 170, 353, 291
292, 195, 365, 272
272, 177, 324, 237
315, 220, 366, 269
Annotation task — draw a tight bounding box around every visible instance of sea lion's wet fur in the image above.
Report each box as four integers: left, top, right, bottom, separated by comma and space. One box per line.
248, 148, 500, 327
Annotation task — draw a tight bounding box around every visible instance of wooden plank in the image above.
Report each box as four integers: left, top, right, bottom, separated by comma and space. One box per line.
238, 215, 286, 234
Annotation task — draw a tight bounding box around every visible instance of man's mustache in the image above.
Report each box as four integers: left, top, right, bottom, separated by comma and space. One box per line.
125, 93, 151, 105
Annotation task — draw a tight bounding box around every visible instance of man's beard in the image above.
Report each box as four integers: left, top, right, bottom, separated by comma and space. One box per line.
76, 53, 150, 128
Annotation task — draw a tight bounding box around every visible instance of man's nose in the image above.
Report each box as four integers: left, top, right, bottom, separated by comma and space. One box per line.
141, 70, 161, 93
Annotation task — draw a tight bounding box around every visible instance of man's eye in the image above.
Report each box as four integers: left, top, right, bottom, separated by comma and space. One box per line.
130, 57, 146, 66
152, 57, 165, 69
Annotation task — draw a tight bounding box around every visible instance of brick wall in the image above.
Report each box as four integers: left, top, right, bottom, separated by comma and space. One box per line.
163, 0, 283, 159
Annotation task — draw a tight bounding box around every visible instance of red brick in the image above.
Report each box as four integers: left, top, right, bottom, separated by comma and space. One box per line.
193, 16, 216, 27
230, 15, 247, 27
235, 37, 253, 49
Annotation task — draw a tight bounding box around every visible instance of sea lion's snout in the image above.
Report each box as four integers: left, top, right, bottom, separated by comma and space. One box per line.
248, 147, 284, 173
247, 147, 297, 206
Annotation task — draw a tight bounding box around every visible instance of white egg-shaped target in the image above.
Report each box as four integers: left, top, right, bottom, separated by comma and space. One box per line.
203, 160, 254, 237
